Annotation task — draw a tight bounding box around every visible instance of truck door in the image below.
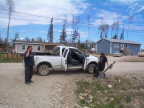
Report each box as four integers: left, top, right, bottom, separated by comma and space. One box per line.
62, 48, 69, 71
83, 55, 88, 71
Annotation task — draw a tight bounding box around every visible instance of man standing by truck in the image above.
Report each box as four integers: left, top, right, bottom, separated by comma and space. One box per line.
94, 53, 108, 77
24, 46, 34, 85
98, 53, 108, 76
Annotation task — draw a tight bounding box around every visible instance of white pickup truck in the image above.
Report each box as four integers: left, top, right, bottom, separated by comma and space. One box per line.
34, 46, 98, 76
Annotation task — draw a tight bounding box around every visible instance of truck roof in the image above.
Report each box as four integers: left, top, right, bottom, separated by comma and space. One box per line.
56, 46, 78, 49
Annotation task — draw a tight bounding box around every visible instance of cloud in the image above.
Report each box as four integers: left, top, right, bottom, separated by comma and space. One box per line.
0, 0, 89, 27
130, 25, 144, 31
93, 10, 128, 26
110, 0, 139, 4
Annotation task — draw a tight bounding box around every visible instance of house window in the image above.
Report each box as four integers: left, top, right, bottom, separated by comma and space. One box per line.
49, 46, 53, 50
114, 43, 119, 48
22, 45, 25, 50
37, 45, 40, 50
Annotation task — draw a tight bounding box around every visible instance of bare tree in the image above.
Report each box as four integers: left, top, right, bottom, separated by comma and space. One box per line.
127, 15, 134, 40
98, 24, 109, 38
116, 21, 119, 38
6, 0, 14, 51
104, 24, 109, 38
111, 24, 114, 39
111, 22, 118, 38
72, 16, 80, 46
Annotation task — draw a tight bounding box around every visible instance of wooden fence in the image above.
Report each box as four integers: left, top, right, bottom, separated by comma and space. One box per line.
1, 53, 24, 59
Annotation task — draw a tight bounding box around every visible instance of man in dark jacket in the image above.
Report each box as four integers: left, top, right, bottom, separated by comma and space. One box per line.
24, 46, 34, 85
98, 53, 108, 76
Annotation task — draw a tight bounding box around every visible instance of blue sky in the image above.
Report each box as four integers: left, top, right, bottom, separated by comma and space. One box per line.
0, 0, 144, 48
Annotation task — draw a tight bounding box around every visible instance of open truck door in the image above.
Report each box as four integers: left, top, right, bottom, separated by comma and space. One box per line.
62, 48, 69, 71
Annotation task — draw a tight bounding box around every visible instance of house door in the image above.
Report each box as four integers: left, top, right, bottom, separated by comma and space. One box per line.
121, 44, 124, 48
120, 44, 124, 50
126, 44, 129, 48
62, 48, 69, 71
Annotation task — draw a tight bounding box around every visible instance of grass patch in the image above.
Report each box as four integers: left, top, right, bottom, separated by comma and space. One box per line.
75, 76, 144, 108
0, 58, 23, 63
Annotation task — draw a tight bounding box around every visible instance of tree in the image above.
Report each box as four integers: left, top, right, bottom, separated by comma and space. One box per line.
113, 34, 118, 39
14, 32, 19, 40
6, 0, 14, 51
104, 24, 109, 38
98, 25, 104, 38
25, 37, 30, 41
47, 18, 53, 42
37, 37, 43, 42
77, 31, 80, 47
59, 20, 67, 44
72, 29, 78, 45
111, 24, 114, 39
31, 38, 35, 41
100, 31, 102, 39
98, 24, 109, 38
116, 21, 119, 38
127, 15, 134, 40
72, 16, 80, 45
120, 28, 124, 40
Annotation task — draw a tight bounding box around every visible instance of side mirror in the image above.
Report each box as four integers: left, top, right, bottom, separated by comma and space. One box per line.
86, 55, 89, 57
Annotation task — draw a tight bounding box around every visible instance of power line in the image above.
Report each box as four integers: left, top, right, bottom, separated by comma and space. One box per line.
1, 15, 144, 34
0, 8, 94, 25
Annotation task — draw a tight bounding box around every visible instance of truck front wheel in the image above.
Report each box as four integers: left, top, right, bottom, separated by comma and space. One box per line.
87, 64, 96, 74
38, 64, 50, 76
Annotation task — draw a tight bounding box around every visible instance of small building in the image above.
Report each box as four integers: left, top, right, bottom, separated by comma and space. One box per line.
14, 40, 64, 54
96, 38, 141, 55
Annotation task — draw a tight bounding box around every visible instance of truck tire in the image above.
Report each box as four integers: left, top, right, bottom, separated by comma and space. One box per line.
38, 64, 50, 76
87, 64, 96, 74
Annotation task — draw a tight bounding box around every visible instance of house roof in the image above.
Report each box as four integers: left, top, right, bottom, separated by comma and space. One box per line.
13, 40, 64, 45
96, 38, 141, 45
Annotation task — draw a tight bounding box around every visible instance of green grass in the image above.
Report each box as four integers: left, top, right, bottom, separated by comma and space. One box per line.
75, 76, 144, 108
0, 58, 23, 63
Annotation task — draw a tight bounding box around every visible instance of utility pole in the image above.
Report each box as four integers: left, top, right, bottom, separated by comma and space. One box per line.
87, 15, 90, 49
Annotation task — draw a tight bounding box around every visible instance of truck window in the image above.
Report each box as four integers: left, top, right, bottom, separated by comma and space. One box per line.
52, 47, 60, 55
63, 49, 68, 58
62, 48, 65, 55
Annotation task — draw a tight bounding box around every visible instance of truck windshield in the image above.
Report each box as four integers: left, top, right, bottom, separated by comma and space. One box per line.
52, 47, 60, 55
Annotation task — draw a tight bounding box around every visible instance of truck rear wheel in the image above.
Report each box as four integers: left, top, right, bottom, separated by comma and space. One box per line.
87, 64, 96, 74
38, 64, 50, 76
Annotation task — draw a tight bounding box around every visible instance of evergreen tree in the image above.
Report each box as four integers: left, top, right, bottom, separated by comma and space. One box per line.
72, 29, 78, 45
60, 24, 67, 44
113, 34, 118, 39
31, 38, 35, 41
37, 37, 43, 42
47, 18, 53, 42
120, 29, 124, 40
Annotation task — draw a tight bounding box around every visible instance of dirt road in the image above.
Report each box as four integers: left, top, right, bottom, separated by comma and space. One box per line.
0, 57, 144, 108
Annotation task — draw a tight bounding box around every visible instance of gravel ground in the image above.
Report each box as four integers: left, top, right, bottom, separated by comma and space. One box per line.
0, 56, 144, 108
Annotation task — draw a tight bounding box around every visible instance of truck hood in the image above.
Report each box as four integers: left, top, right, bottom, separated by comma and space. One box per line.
87, 55, 99, 63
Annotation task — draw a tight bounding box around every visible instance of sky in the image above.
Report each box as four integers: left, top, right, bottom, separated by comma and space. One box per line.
0, 0, 144, 48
